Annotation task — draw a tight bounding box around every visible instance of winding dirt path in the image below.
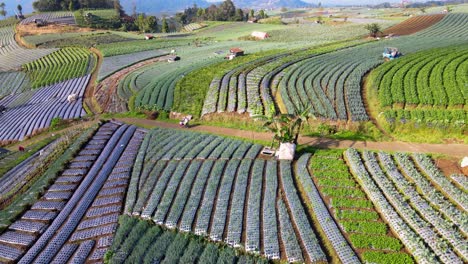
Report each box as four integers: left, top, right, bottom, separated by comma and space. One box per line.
116, 118, 468, 158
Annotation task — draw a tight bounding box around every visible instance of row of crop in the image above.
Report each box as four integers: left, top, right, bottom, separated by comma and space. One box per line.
412, 153, 467, 211
68, 127, 145, 262
383, 109, 467, 126
135, 56, 223, 111
23, 47, 95, 88
310, 149, 413, 263
345, 148, 438, 263
108, 215, 268, 264
394, 153, 468, 235
360, 150, 462, 263
377, 152, 467, 260
20, 12, 76, 25
0, 122, 119, 262
97, 49, 168, 81
19, 124, 137, 263
0, 75, 90, 142
0, 71, 30, 99
0, 26, 57, 71
376, 45, 467, 107
124, 128, 324, 262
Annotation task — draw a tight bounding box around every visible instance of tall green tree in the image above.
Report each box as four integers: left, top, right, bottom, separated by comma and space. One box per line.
161, 17, 169, 33
365, 23, 381, 38
259, 9, 267, 19
114, 0, 125, 17
0, 2, 6, 18
17, 4, 22, 16
220, 0, 235, 19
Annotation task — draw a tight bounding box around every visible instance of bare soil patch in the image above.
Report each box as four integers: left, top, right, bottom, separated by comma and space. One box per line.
383, 14, 445, 36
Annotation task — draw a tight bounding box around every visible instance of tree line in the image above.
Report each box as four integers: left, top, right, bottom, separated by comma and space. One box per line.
176, 0, 268, 25
32, 0, 114, 12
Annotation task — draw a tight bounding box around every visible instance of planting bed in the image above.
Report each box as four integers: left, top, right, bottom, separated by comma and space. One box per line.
23, 47, 96, 88
20, 12, 76, 25
370, 44, 467, 127
0, 75, 90, 143
125, 128, 327, 263
108, 215, 268, 264
0, 122, 145, 263
0, 26, 57, 71
0, 71, 30, 99
346, 148, 467, 263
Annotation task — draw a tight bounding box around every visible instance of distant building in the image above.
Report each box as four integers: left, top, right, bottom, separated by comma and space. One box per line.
227, 48, 244, 60
248, 17, 258, 23
230, 48, 244, 56
251, 31, 270, 40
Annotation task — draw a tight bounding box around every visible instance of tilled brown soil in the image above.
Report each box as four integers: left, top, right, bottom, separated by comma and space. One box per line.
383, 14, 446, 36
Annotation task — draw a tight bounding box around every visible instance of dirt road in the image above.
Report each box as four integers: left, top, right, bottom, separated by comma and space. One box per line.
116, 118, 468, 158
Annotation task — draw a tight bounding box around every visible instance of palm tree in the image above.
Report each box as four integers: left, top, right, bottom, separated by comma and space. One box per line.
254, 104, 313, 148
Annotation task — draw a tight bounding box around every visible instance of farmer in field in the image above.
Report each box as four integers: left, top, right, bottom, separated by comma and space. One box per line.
179, 116, 191, 128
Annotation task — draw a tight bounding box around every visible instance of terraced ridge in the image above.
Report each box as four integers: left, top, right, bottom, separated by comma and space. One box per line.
23, 47, 96, 88
346, 148, 468, 264
201, 53, 292, 116
0, 26, 57, 71
0, 75, 90, 143
0, 122, 145, 263
125, 128, 327, 263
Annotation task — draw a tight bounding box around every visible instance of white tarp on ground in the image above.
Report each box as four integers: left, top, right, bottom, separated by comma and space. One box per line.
276, 143, 296, 160
461, 157, 468, 168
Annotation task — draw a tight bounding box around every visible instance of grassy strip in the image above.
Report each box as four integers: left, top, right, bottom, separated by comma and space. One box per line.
340, 221, 388, 235
0, 125, 99, 232
362, 251, 414, 264
321, 187, 366, 198
0, 137, 56, 177
349, 234, 403, 251
330, 198, 373, 209
336, 209, 379, 221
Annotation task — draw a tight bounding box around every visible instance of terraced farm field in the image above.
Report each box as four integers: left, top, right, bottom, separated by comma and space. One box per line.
0, 122, 145, 263
0, 75, 90, 143
23, 47, 96, 88
125, 128, 328, 263
369, 44, 468, 127
0, 26, 57, 71
200, 14, 468, 121
20, 12, 76, 25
